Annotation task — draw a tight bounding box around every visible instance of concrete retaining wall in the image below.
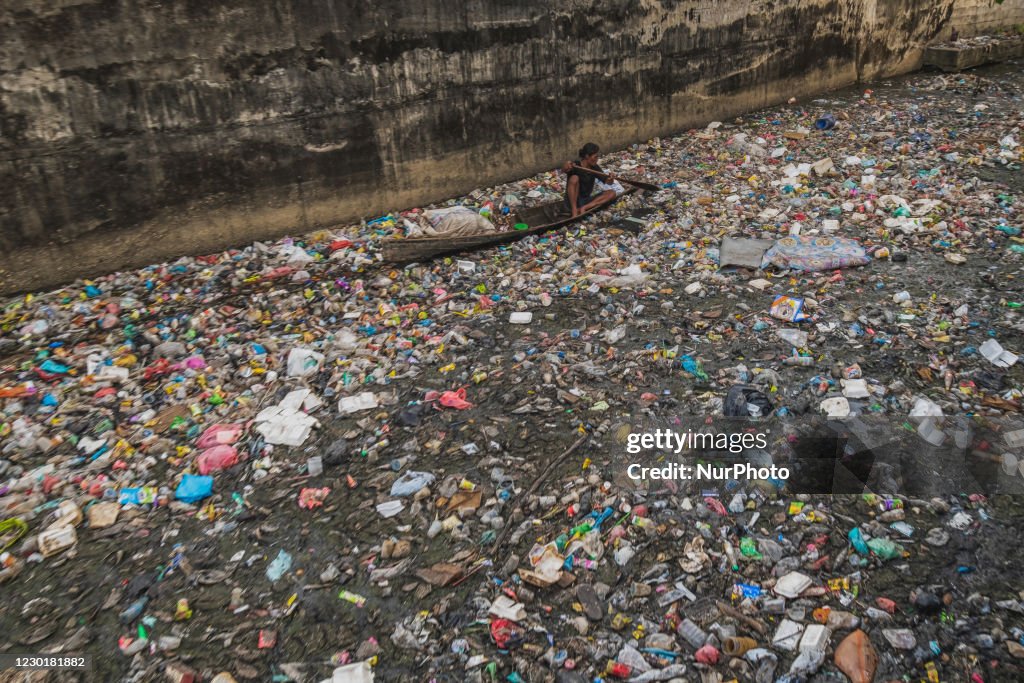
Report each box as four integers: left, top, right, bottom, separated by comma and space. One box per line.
2, 0, 1023, 292
951, 0, 1024, 36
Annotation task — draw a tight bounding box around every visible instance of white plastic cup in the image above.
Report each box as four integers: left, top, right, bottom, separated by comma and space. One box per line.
1002, 453, 1019, 477
307, 456, 323, 477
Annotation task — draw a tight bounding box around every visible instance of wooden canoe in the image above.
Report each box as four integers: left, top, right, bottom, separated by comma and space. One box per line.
381, 187, 638, 263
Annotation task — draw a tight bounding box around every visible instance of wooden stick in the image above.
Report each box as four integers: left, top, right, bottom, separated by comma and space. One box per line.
570, 164, 661, 192
716, 600, 768, 635
490, 432, 589, 554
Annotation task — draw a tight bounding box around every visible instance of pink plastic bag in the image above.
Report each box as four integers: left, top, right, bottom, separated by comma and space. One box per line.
298, 487, 330, 509
695, 645, 720, 664
196, 424, 243, 449
704, 497, 729, 516
438, 388, 473, 410
197, 445, 239, 475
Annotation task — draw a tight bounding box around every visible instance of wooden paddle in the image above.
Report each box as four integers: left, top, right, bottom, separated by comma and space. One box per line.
569, 164, 661, 192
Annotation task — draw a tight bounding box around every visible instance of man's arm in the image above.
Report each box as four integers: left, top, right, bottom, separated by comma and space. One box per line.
567, 175, 580, 217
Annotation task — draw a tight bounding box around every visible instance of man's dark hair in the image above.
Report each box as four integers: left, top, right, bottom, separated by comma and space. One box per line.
578, 142, 600, 159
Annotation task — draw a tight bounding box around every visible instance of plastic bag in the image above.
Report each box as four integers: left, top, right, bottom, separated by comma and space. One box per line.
298, 487, 330, 509
329, 661, 375, 683
390, 471, 436, 497
724, 385, 773, 417
197, 445, 238, 475
489, 618, 524, 650
438, 388, 473, 410
848, 527, 870, 555
175, 474, 213, 503
776, 328, 808, 348
286, 348, 325, 377
680, 355, 708, 382
789, 648, 826, 675
695, 644, 720, 664
266, 549, 293, 581
745, 648, 778, 683
866, 537, 903, 560
196, 424, 243, 448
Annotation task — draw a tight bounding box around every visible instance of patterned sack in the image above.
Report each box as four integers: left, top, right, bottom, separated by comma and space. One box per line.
764, 235, 869, 272
770, 295, 810, 322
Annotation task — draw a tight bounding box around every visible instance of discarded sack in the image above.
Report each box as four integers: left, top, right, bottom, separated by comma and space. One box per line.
417, 206, 496, 237
764, 235, 870, 272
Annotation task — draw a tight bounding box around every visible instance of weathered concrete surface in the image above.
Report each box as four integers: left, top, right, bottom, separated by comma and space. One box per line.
951, 0, 1024, 37
926, 35, 1024, 71
1, 0, 1023, 293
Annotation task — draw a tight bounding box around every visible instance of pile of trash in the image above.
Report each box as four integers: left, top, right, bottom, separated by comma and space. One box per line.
0, 60, 1023, 682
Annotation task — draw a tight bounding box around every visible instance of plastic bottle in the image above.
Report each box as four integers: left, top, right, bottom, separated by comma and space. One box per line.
677, 618, 707, 649
119, 596, 149, 624
723, 540, 739, 571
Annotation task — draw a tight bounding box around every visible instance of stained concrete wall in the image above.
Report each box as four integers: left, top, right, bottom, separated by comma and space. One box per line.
1, 0, 1023, 292
951, 0, 1024, 36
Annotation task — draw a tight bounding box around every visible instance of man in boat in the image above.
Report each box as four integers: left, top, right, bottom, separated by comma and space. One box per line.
560, 142, 623, 217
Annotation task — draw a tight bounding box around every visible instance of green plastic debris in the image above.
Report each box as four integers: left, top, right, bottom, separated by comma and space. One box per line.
867, 537, 903, 560
740, 537, 762, 559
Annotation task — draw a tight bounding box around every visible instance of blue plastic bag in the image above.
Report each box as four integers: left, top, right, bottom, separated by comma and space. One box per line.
390, 471, 436, 497
680, 355, 708, 382
39, 359, 70, 374
848, 527, 869, 555
175, 474, 213, 503
266, 549, 293, 582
